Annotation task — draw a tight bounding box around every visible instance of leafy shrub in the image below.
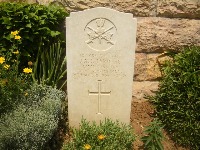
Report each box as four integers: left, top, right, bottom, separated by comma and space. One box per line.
149, 47, 200, 149
0, 2, 68, 69
0, 84, 65, 150
141, 119, 164, 150
63, 119, 136, 150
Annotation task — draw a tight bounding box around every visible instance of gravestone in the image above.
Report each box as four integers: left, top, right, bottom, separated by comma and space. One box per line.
66, 7, 137, 128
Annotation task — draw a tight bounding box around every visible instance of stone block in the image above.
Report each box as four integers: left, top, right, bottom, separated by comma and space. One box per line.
132, 81, 159, 101
157, 0, 200, 19
136, 17, 200, 53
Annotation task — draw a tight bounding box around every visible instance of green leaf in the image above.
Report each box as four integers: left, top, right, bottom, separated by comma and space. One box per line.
2, 17, 11, 25
50, 31, 60, 37
26, 23, 32, 28
145, 136, 153, 147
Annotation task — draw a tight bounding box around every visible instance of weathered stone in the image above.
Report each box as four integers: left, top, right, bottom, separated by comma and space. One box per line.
136, 17, 200, 53
36, 0, 54, 5
134, 53, 147, 81
157, 0, 200, 19
62, 0, 200, 18
2, 0, 200, 19
66, 7, 137, 128
134, 53, 163, 81
132, 81, 159, 101
0, 0, 36, 2
64, 0, 156, 16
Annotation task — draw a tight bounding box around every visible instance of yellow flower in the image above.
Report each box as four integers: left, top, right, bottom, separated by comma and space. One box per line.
84, 144, 91, 150
0, 57, 5, 64
23, 68, 32, 74
13, 50, 19, 55
3, 64, 10, 70
28, 61, 33, 66
15, 35, 21, 40
24, 92, 28, 96
98, 134, 106, 140
11, 30, 19, 36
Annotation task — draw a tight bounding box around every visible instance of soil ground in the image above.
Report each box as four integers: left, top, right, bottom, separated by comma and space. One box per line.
131, 99, 188, 150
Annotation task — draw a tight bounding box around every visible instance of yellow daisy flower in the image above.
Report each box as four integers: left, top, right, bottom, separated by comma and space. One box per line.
15, 35, 21, 40
24, 92, 28, 96
84, 144, 91, 150
3, 64, 10, 70
23, 68, 32, 74
98, 134, 106, 140
11, 30, 19, 36
0, 57, 5, 64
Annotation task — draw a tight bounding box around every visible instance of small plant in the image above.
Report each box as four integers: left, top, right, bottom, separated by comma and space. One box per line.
0, 83, 65, 150
62, 118, 136, 150
32, 41, 67, 90
141, 119, 164, 150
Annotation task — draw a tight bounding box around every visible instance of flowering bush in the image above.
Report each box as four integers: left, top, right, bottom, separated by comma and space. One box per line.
0, 2, 68, 70
0, 55, 32, 116
0, 29, 34, 116
62, 119, 136, 150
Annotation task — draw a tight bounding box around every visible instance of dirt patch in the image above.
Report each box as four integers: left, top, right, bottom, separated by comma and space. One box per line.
130, 99, 189, 150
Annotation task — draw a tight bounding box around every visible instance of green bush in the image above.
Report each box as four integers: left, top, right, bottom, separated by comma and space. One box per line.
149, 47, 200, 149
63, 119, 136, 150
0, 83, 65, 150
0, 2, 68, 69
141, 119, 164, 150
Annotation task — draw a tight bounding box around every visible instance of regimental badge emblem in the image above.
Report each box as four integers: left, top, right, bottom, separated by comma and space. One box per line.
85, 18, 117, 51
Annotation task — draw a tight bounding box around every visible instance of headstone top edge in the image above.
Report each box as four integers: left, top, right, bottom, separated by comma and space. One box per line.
68, 7, 134, 18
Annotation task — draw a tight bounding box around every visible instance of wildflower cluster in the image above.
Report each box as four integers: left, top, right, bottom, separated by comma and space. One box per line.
0, 32, 33, 116
83, 134, 106, 149
63, 119, 136, 150
0, 56, 10, 70
11, 30, 21, 40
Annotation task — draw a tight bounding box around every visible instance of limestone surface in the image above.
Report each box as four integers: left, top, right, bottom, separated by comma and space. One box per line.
63, 0, 200, 18
157, 0, 200, 19
136, 17, 200, 53
132, 81, 159, 101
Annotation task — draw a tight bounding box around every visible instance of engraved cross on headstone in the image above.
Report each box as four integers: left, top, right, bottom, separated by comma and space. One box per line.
88, 80, 111, 114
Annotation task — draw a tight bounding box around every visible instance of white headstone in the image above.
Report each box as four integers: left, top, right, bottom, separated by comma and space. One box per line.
66, 7, 137, 128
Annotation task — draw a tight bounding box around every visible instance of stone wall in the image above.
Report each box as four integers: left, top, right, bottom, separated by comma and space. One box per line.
1, 0, 200, 101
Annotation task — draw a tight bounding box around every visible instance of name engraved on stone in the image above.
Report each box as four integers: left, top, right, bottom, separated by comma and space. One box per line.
73, 53, 126, 79
88, 80, 111, 114
85, 18, 117, 51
